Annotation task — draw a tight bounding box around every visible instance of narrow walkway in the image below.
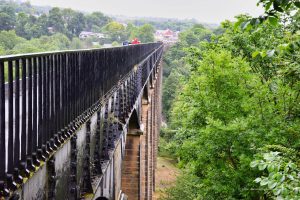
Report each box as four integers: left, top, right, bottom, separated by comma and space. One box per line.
153, 157, 180, 200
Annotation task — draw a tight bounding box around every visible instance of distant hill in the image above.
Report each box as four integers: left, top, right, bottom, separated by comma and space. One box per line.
2, 0, 219, 31
111, 15, 219, 31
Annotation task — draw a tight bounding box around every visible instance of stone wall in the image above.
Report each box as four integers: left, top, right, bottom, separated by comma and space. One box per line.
121, 61, 162, 200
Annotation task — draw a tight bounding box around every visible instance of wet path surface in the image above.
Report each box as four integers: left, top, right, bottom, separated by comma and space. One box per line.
153, 157, 180, 200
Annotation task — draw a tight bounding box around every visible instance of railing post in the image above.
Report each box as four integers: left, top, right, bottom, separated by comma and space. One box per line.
7, 60, 17, 191
13, 59, 23, 185
0, 61, 9, 197
20, 58, 30, 178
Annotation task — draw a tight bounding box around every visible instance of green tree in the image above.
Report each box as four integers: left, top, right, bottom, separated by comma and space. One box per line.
10, 40, 42, 54
35, 14, 49, 36
179, 24, 211, 46
86, 12, 111, 31
70, 37, 84, 49
130, 24, 155, 43
0, 45, 5, 55
0, 5, 16, 30
15, 12, 29, 37
48, 7, 65, 33
161, 1, 300, 199
62, 9, 86, 37
0, 30, 26, 50
103, 21, 126, 42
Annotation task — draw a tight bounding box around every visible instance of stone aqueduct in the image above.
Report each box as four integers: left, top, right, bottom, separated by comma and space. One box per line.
0, 43, 164, 199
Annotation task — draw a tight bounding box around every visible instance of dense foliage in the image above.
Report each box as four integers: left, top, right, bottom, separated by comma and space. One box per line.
0, 0, 157, 56
162, 24, 214, 120
161, 2, 300, 199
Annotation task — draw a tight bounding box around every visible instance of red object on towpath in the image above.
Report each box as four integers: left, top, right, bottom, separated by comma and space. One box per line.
131, 38, 141, 44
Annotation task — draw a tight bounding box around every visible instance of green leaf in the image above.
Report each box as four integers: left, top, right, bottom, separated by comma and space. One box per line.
274, 188, 282, 195
268, 16, 279, 26
267, 49, 275, 57
268, 181, 277, 189
234, 20, 243, 30
295, 2, 300, 8
250, 160, 259, 168
260, 51, 267, 58
259, 163, 267, 170
266, 1, 272, 10
290, 163, 297, 169
242, 21, 252, 31
268, 164, 275, 172
278, 43, 289, 51
254, 177, 262, 183
280, 175, 285, 182
294, 187, 300, 193
252, 51, 260, 58
260, 178, 269, 186
287, 175, 294, 180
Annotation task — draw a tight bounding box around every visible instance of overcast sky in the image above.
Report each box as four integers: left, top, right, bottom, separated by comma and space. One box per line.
28, 0, 264, 23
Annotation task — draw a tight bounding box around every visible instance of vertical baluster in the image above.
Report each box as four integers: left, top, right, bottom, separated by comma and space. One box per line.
62, 54, 67, 129
74, 53, 79, 119
21, 58, 27, 159
73, 53, 77, 122
27, 58, 35, 172
71, 53, 74, 124
67, 54, 71, 125
20, 58, 29, 177
87, 53, 91, 108
7, 61, 14, 175
37, 56, 45, 161
46, 56, 51, 152
37, 57, 42, 148
81, 52, 85, 113
83, 52, 86, 116
13, 60, 21, 181
42, 56, 48, 156
53, 54, 60, 149
0, 61, 6, 185
92, 53, 95, 106
49, 55, 54, 141
52, 55, 57, 135
27, 58, 32, 154
70, 53, 74, 122
77, 53, 82, 117
7, 60, 17, 191
57, 54, 62, 131
93, 53, 97, 103
32, 57, 39, 166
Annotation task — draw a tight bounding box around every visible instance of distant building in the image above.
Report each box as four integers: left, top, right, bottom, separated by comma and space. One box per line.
163, 29, 174, 38
79, 31, 108, 39
155, 29, 179, 44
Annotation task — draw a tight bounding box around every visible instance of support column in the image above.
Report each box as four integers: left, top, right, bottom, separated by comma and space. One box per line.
121, 130, 142, 200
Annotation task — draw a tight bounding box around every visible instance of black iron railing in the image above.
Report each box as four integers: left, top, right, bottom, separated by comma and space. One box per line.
0, 43, 162, 195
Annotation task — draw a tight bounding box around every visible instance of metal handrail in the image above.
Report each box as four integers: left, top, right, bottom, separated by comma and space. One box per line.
0, 42, 163, 196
